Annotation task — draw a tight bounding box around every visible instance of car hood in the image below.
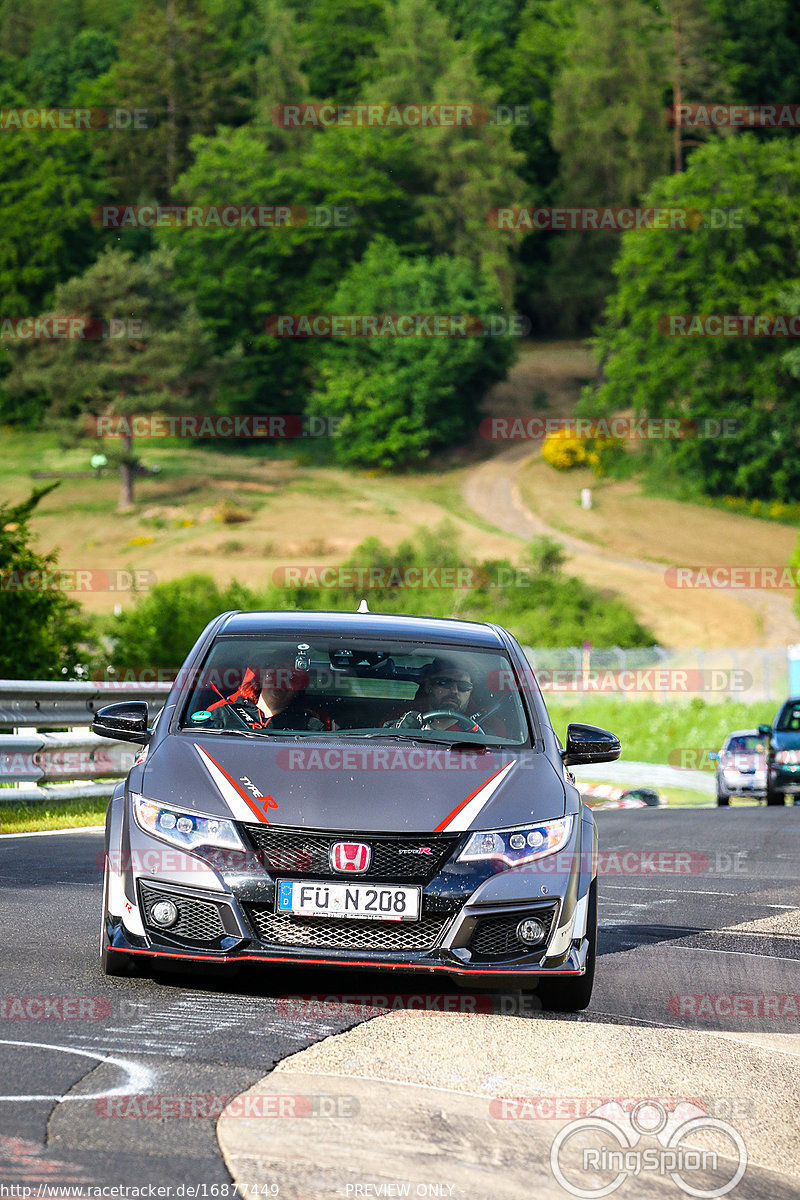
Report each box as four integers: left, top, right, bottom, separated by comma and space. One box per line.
139, 733, 566, 832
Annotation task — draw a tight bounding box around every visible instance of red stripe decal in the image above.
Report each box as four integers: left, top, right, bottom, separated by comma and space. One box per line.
433, 761, 513, 833
197, 745, 272, 824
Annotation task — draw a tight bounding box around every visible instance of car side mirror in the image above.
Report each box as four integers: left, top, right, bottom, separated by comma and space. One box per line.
757, 724, 771, 737
92, 701, 150, 744
561, 722, 621, 767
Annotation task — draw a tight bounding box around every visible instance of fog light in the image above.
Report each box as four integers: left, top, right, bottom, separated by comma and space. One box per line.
516, 917, 546, 945
151, 899, 178, 928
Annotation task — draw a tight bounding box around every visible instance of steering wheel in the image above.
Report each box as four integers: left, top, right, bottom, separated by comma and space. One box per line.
420, 709, 486, 735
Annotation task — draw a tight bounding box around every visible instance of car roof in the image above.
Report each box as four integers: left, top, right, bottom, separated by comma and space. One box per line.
722, 729, 761, 741
216, 609, 509, 648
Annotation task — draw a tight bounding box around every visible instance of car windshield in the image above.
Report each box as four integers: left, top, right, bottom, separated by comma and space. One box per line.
776, 704, 800, 732
724, 736, 764, 754
177, 635, 533, 746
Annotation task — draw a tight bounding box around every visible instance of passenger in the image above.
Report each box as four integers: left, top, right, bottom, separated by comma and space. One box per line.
207, 650, 333, 731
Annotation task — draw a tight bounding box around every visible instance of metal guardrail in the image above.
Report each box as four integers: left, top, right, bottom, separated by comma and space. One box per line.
0, 680, 171, 805
0, 679, 172, 729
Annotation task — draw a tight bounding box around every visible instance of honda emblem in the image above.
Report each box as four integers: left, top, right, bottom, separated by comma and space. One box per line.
330, 842, 372, 873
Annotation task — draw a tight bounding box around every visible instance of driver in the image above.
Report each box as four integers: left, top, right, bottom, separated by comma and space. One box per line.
384, 657, 478, 732
207, 649, 333, 732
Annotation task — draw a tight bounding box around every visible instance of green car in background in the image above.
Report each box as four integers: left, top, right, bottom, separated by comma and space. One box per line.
759, 698, 800, 806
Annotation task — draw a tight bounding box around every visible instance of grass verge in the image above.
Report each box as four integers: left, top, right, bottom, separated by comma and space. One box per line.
546, 698, 776, 763
0, 798, 108, 834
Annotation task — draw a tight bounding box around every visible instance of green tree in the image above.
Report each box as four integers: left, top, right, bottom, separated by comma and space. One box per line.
707, 0, 800, 109
82, 0, 249, 200
300, 0, 387, 102
167, 118, 415, 415
3, 245, 223, 509
661, 0, 729, 173
582, 135, 800, 502
0, 486, 92, 679
363, 0, 524, 296
307, 238, 515, 468
546, 0, 671, 333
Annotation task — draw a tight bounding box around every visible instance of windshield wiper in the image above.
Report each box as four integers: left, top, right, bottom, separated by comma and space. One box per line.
180, 727, 307, 740
336, 731, 500, 750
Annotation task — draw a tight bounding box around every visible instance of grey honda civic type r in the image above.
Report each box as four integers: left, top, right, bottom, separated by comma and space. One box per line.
94, 610, 620, 1011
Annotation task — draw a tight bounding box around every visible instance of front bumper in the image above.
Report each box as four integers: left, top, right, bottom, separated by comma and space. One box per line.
104, 808, 595, 981
771, 765, 800, 794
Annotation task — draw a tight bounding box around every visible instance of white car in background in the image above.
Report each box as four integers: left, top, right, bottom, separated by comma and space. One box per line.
710, 729, 767, 806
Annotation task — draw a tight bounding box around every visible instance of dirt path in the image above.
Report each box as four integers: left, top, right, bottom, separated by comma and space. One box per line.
462, 446, 800, 650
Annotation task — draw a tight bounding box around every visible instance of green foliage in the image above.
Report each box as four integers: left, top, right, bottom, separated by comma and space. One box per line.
108, 574, 262, 675
546, 0, 672, 332
0, 486, 93, 679
307, 239, 515, 468
301, 0, 387, 101
792, 534, 800, 621
706, 0, 800, 108
582, 135, 800, 501
106, 527, 654, 672
80, 0, 251, 200
3, 0, 800, 470
0, 130, 102, 316
3, 245, 224, 505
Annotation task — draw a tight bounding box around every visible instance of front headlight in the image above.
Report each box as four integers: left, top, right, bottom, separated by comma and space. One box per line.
457, 815, 573, 868
133, 794, 244, 852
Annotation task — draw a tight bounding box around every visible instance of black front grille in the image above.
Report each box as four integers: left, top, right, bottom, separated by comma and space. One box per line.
468, 904, 558, 961
243, 825, 460, 883
140, 882, 226, 944
245, 906, 451, 953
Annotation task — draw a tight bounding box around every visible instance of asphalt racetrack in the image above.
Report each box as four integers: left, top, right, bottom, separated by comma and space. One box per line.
1, 808, 798, 1197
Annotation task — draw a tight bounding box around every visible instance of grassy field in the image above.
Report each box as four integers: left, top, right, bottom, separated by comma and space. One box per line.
516, 460, 800, 649
546, 698, 775, 762
0, 428, 522, 616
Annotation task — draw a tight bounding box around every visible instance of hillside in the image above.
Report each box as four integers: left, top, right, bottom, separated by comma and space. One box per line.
3, 342, 799, 646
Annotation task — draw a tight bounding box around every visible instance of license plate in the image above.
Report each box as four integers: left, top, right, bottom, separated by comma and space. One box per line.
276, 879, 420, 922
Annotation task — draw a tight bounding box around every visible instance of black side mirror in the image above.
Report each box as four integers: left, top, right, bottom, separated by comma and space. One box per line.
757, 724, 771, 737
562, 722, 621, 767
92, 701, 150, 744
